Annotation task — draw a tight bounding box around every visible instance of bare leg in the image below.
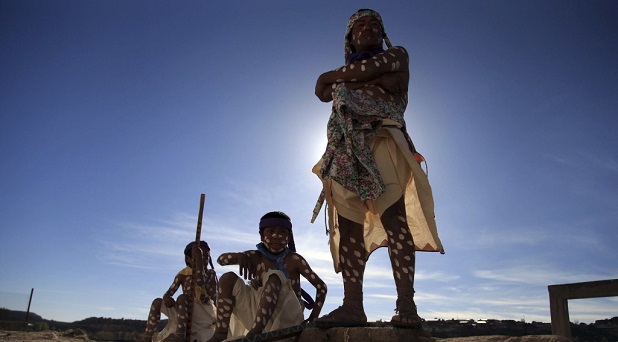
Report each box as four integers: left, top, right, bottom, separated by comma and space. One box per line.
317, 215, 367, 323
246, 273, 281, 336
207, 272, 237, 342
161, 294, 189, 342
380, 196, 421, 327
141, 298, 162, 342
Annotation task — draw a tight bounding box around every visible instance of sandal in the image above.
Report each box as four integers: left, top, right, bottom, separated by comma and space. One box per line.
390, 298, 422, 328
314, 304, 368, 327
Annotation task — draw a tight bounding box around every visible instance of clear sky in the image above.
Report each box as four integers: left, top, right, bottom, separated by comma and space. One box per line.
1, 0, 617, 324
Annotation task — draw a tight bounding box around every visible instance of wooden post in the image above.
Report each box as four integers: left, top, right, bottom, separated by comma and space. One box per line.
548, 279, 618, 339
25, 288, 34, 324
186, 194, 205, 342
548, 285, 570, 338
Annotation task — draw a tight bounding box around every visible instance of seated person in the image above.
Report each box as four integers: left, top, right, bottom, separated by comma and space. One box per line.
142, 241, 218, 342
208, 211, 327, 342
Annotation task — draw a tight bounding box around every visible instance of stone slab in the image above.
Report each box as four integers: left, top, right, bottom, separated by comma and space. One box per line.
298, 326, 434, 342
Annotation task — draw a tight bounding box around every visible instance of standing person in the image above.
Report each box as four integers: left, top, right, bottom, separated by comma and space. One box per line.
312, 8, 444, 327
207, 211, 327, 342
141, 241, 218, 342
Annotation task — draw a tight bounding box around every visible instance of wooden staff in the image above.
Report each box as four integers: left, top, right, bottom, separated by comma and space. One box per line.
186, 194, 205, 342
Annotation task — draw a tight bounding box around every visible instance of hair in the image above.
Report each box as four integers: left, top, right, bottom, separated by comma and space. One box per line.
184, 240, 210, 257
184, 240, 215, 269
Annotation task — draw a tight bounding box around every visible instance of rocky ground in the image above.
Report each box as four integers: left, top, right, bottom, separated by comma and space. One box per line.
297, 326, 570, 342
435, 337, 570, 342
0, 330, 90, 342
1, 329, 571, 342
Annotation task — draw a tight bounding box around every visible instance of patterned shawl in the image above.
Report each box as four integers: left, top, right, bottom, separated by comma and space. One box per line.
319, 84, 407, 200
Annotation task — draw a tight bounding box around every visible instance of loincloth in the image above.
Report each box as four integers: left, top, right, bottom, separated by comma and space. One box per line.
313, 126, 444, 272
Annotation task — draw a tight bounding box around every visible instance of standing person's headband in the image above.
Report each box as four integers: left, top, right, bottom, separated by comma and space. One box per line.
344, 9, 393, 63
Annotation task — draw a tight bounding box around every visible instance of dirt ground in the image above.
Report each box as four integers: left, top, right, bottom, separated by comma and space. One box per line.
0, 330, 90, 342
434, 337, 570, 342
297, 325, 571, 342
0, 330, 571, 342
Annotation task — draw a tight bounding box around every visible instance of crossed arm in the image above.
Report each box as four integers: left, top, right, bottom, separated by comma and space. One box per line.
315, 46, 409, 103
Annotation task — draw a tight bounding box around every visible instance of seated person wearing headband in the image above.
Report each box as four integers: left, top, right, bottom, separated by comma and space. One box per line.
207, 211, 327, 342
142, 241, 218, 342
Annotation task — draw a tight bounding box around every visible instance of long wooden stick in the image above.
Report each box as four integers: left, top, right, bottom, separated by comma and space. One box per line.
25, 288, 34, 323
186, 194, 205, 342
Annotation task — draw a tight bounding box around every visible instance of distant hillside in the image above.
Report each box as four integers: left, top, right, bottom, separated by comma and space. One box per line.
1, 308, 165, 341
2, 307, 617, 341
0, 308, 43, 322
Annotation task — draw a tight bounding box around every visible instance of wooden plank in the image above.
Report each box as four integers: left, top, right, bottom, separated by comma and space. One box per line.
548, 278, 618, 339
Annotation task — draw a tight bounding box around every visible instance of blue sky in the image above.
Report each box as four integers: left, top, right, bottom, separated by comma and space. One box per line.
1, 0, 617, 324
